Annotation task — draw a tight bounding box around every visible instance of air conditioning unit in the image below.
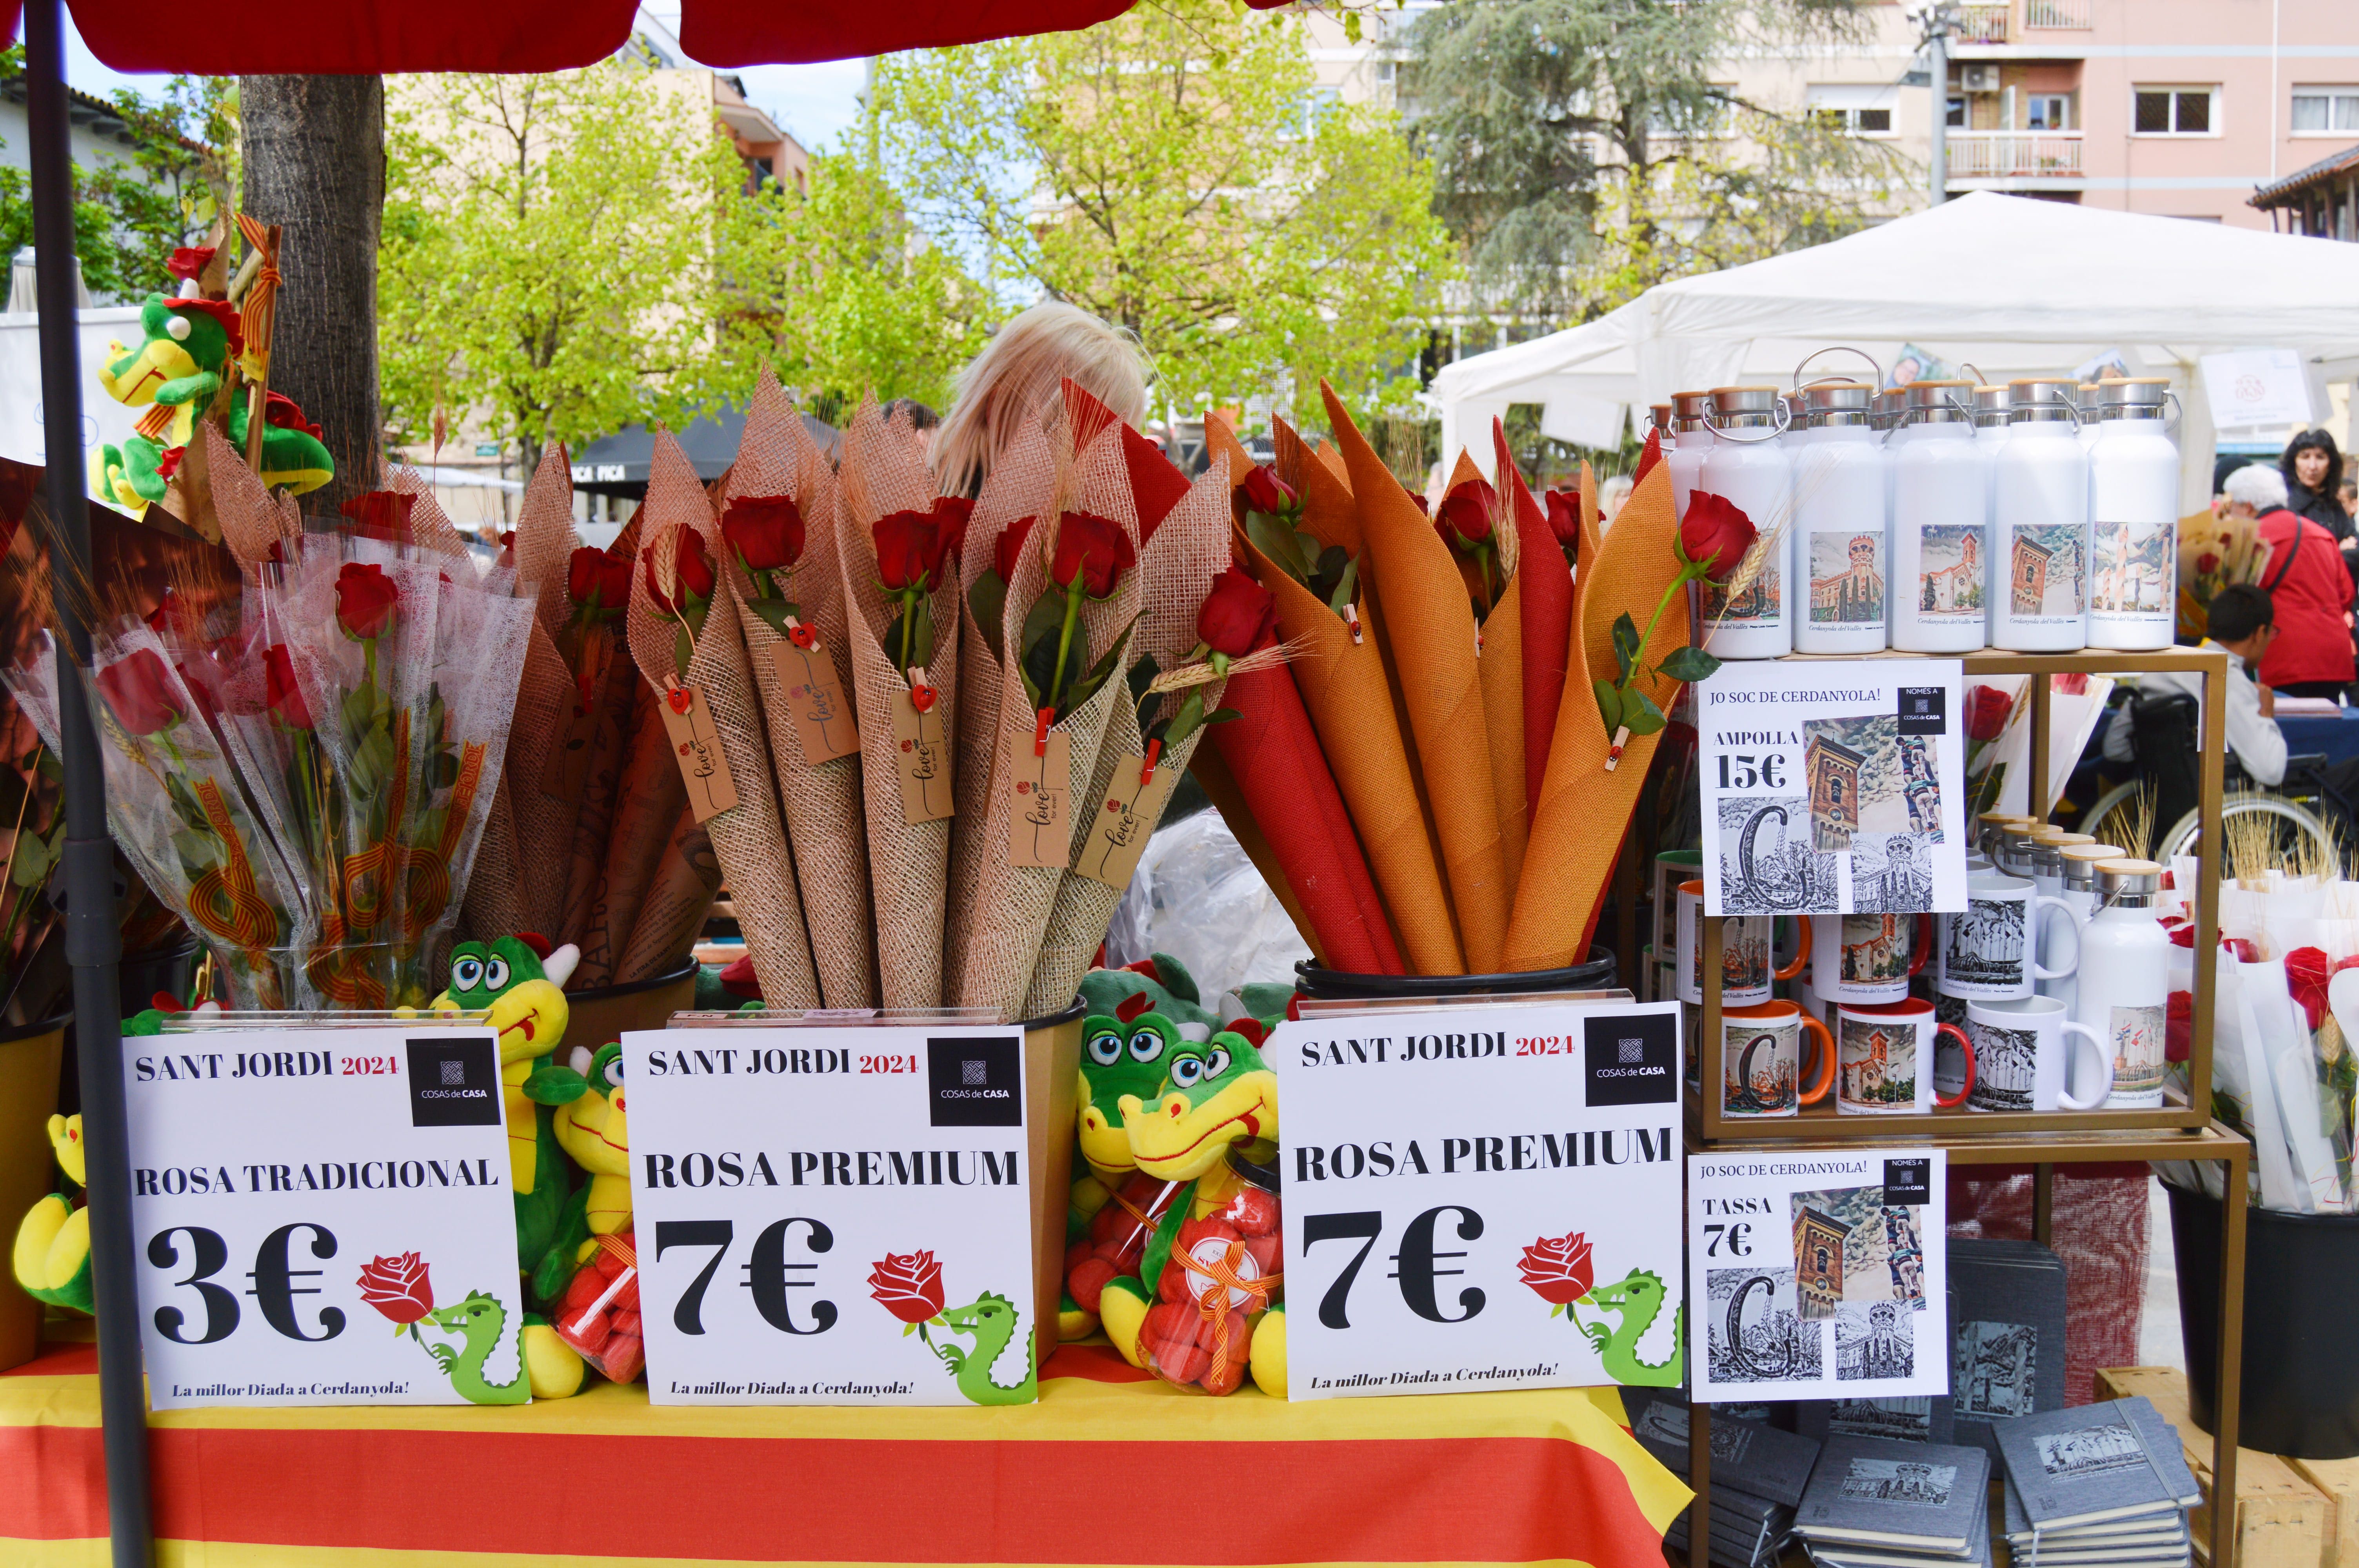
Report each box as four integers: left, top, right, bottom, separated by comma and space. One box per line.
1959, 65, 2002, 94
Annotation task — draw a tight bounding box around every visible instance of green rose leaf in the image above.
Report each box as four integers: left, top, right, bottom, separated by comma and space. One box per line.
1621, 687, 1668, 736
1657, 645, 1722, 684
1592, 677, 1624, 733
1611, 612, 1641, 684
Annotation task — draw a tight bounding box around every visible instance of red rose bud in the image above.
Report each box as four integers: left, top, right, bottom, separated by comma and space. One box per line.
2196, 552, 2221, 574
339, 490, 417, 544
333, 561, 400, 641
1516, 1229, 1595, 1306
1403, 484, 1430, 516
722, 494, 806, 575
1197, 566, 1275, 657
2288, 946, 2332, 1033
866, 1249, 946, 1323
1677, 491, 1756, 583
932, 494, 975, 559
1239, 463, 1295, 516
1965, 684, 2014, 743
1049, 510, 1135, 599
2166, 990, 2193, 1061
994, 515, 1037, 586
1436, 474, 1496, 547
263, 644, 313, 730
1544, 488, 1581, 550
872, 508, 958, 593
2053, 671, 2089, 697
675, 528, 717, 603
144, 588, 205, 643
355, 1252, 434, 1327
568, 546, 609, 608
96, 648, 184, 735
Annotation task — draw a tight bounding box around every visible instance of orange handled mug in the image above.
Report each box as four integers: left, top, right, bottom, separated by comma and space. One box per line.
1834, 996, 1976, 1113
1719, 999, 1835, 1118
1678, 880, 1812, 1007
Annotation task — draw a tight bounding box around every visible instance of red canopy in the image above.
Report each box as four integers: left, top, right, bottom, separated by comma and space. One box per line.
7, 0, 1141, 70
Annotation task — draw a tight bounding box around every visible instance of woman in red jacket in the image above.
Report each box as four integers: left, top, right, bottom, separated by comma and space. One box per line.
2229, 462, 2357, 699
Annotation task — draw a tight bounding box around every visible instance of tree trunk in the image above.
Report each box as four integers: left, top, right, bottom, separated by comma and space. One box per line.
240, 75, 383, 513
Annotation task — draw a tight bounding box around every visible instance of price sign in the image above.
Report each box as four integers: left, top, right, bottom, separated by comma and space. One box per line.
125, 1023, 527, 1409
623, 1024, 1038, 1405
1274, 1001, 1685, 1400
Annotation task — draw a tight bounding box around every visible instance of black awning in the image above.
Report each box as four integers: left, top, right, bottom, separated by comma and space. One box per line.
568, 404, 840, 497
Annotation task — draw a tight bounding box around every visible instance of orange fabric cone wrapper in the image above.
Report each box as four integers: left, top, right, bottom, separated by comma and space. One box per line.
1323, 383, 1509, 972
1500, 425, 1573, 822
1444, 447, 1529, 898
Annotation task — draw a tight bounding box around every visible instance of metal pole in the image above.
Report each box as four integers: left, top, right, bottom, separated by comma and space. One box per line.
1927, 24, 1949, 205
23, 0, 151, 1562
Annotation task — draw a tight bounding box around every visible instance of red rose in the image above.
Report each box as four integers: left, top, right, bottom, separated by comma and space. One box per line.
873, 508, 959, 593
867, 1249, 945, 1324
2196, 551, 2221, 574
96, 648, 184, 736
1677, 491, 1756, 583
994, 515, 1037, 586
2288, 946, 2332, 1033
1965, 684, 2014, 743
333, 562, 399, 641
1049, 510, 1135, 599
263, 644, 313, 730
356, 1252, 434, 1327
1240, 464, 1295, 517
722, 494, 806, 576
2226, 937, 2260, 964
1197, 566, 1276, 657
2166, 990, 2193, 1062
144, 588, 206, 643
645, 530, 716, 616
339, 490, 417, 545
1518, 1230, 1594, 1306
1436, 474, 1496, 547
1544, 488, 1581, 550
1403, 484, 1430, 516
568, 546, 631, 613
2053, 672, 2089, 697
932, 494, 975, 559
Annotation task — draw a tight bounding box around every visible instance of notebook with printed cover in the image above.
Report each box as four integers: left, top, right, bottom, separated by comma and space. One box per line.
1799, 1395, 1957, 1447
1796, 1434, 1991, 1552
2003, 1475, 2188, 1548
1625, 1390, 1822, 1508
1667, 1506, 1788, 1568
1950, 1238, 2068, 1454
1997, 1398, 2200, 1530
1800, 1499, 1989, 1568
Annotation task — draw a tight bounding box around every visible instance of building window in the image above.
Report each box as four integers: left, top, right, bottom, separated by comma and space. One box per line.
2133, 85, 2215, 135
2292, 87, 2359, 134
2026, 94, 2071, 131
1947, 96, 1968, 129
1808, 84, 1898, 137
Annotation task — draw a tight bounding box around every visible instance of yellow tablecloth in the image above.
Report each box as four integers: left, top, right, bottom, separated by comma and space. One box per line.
0, 1339, 1688, 1566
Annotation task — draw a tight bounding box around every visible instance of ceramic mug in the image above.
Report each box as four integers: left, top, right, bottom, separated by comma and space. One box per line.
1835, 997, 1975, 1113
1719, 1000, 1835, 1118
1653, 850, 1703, 960
1937, 872, 2079, 1001
1812, 912, 1936, 1005
1678, 880, 1812, 1006
1964, 995, 2113, 1113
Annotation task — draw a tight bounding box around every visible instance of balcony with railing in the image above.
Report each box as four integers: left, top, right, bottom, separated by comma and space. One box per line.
1953, 0, 2093, 45
1957, 2, 2009, 44
2024, 0, 2091, 29
1946, 131, 2084, 179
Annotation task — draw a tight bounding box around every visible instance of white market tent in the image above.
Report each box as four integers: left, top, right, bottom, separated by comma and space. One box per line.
1431, 191, 2359, 510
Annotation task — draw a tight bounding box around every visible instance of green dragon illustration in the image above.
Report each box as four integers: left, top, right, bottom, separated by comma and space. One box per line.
930, 1290, 1036, 1406
1568, 1268, 1685, 1387
416, 1289, 530, 1405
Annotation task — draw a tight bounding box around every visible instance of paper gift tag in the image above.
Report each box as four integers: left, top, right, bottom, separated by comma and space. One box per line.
1075, 752, 1178, 890
771, 641, 859, 764
540, 628, 612, 800
891, 690, 954, 824
1005, 729, 1073, 868
658, 682, 740, 823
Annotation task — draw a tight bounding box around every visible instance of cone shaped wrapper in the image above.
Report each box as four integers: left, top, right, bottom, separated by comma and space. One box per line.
837, 396, 961, 1009
557, 616, 636, 949
461, 780, 529, 941
506, 446, 600, 940
574, 679, 684, 989
627, 429, 821, 1009
1275, 415, 1359, 556
1579, 457, 1603, 568
1323, 383, 1509, 972
1205, 412, 1258, 497
725, 371, 875, 1008
1499, 423, 1572, 820
1503, 457, 1688, 970
618, 805, 723, 984
1187, 741, 1323, 964
1478, 571, 1527, 895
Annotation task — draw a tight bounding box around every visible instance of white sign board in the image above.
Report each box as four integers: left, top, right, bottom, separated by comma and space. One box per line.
1688, 1146, 1948, 1404
624, 1025, 1038, 1406
1275, 1001, 1686, 1399
125, 1023, 527, 1409
2201, 348, 2315, 431
1697, 659, 1967, 917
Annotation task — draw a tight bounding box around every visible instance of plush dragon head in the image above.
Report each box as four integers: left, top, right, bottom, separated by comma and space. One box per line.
1077, 992, 1189, 1177
554, 1042, 629, 1180
433, 934, 577, 1066
99, 296, 240, 410
1119, 1017, 1279, 1181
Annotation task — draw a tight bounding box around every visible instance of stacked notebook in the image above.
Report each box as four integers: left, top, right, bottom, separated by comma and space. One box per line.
1950, 1238, 2070, 1454
1626, 1391, 1817, 1568
1996, 1398, 2199, 1566
1794, 1433, 1993, 1568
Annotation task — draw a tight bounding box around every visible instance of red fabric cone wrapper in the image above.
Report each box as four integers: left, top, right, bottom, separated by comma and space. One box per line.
1207, 630, 1404, 976
1496, 421, 1570, 820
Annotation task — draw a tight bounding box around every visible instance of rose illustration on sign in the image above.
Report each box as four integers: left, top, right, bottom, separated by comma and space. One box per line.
358, 1251, 434, 1332
869, 1249, 1035, 1406
1518, 1230, 1595, 1308
1521, 1230, 1686, 1387
357, 1251, 528, 1405
869, 1249, 947, 1326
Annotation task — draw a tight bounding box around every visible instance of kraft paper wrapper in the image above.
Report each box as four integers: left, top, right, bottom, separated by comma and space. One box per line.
618, 806, 722, 984
724, 371, 874, 1009
1187, 742, 1323, 965
556, 624, 635, 950
626, 429, 821, 1010
573, 680, 684, 990
506, 621, 580, 939
1502, 457, 1688, 971
1323, 383, 1509, 972
1242, 524, 1462, 975
837, 396, 961, 1010
1501, 425, 1572, 822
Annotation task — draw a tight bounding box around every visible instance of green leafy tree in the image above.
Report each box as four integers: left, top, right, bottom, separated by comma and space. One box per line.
871, 0, 1455, 416
1405, 0, 1903, 327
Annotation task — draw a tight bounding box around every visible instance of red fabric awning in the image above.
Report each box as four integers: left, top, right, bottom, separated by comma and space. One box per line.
3, 0, 1142, 71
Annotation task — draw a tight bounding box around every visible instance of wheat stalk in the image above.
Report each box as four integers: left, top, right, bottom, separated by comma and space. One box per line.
2093, 780, 2154, 860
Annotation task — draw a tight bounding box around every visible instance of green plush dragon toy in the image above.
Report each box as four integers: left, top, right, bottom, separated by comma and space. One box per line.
90, 292, 334, 515
1061, 989, 1197, 1340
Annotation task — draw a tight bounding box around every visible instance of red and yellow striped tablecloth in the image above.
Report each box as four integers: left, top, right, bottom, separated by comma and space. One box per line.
0, 1339, 1687, 1567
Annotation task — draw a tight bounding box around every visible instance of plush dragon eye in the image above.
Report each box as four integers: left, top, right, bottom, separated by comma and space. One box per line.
1169, 1054, 1205, 1088
164, 314, 192, 342
1128, 1029, 1165, 1065
484, 958, 511, 991
1087, 1030, 1123, 1066
1204, 1046, 1232, 1079
451, 956, 484, 991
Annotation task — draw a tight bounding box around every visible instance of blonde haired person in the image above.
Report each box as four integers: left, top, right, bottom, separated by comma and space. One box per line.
932, 301, 1152, 497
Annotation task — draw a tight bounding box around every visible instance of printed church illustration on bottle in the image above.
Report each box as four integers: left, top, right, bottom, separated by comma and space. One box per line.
2010, 532, 2054, 617
1921, 530, 1979, 611
1812, 534, 1885, 622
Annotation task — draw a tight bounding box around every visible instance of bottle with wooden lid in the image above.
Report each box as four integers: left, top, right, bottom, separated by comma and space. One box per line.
2074, 857, 2170, 1108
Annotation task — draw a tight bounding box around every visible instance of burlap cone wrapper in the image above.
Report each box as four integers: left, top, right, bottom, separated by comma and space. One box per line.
499, 447, 594, 942
556, 631, 635, 949
1324, 384, 1510, 972
204, 423, 302, 572
573, 679, 682, 989
1022, 457, 1235, 1017
618, 804, 723, 983
1503, 456, 1688, 970
626, 430, 820, 1009
953, 409, 1143, 1018
836, 397, 961, 1009
722, 372, 874, 1008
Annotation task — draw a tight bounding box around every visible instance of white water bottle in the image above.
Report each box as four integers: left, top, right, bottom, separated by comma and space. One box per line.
2087, 378, 2178, 651
2074, 858, 2172, 1109
1890, 382, 1986, 653
1992, 379, 2091, 652
1668, 390, 1713, 520
1791, 381, 1888, 654
1697, 386, 1793, 660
